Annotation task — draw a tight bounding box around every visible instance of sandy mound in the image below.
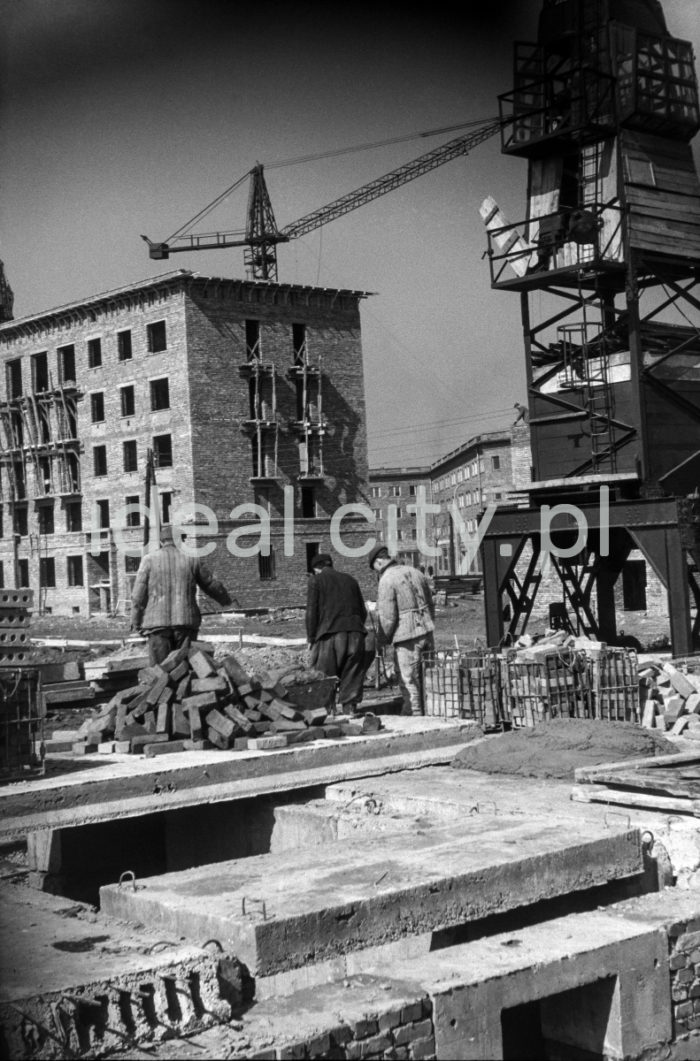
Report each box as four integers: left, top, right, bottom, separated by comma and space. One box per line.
451, 718, 677, 780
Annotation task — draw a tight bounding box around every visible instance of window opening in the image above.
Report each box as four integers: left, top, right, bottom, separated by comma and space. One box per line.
147, 321, 167, 352
88, 338, 102, 368
118, 330, 133, 361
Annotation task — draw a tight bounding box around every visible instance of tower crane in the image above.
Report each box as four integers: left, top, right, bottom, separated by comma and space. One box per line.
141, 119, 504, 282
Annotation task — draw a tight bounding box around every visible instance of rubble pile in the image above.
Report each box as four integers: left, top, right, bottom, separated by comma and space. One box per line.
639, 658, 700, 736
71, 642, 380, 756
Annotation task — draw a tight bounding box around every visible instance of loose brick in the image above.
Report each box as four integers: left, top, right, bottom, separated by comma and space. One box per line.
677, 1001, 695, 1019
399, 1003, 424, 1026
168, 660, 189, 685
144, 740, 187, 757
307, 1032, 332, 1056
191, 675, 228, 694
278, 1044, 306, 1060
207, 727, 231, 750
189, 650, 217, 679
670, 954, 689, 970
353, 1018, 379, 1040
206, 708, 235, 739
678, 969, 695, 984
360, 1034, 391, 1056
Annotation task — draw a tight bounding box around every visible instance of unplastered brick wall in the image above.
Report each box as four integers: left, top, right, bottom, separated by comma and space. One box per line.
0, 273, 374, 611
248, 997, 435, 1060
669, 917, 700, 1039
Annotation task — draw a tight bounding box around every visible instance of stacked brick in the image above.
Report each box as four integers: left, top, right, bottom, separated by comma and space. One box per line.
73, 643, 379, 756
250, 998, 435, 1060
669, 918, 700, 1036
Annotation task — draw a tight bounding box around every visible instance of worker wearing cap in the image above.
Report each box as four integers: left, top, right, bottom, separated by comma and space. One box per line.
130, 524, 233, 665
306, 552, 368, 713
368, 544, 435, 716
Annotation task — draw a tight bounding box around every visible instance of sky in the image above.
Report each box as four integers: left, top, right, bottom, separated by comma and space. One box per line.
1, 0, 699, 470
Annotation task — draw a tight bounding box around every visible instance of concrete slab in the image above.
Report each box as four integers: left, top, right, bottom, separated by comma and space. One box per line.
0, 717, 475, 842
100, 819, 642, 977
354, 906, 672, 1061
0, 881, 239, 1060
325, 764, 700, 886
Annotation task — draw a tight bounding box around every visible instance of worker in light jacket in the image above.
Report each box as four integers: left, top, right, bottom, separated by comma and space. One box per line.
306, 552, 368, 713
369, 544, 435, 716
130, 524, 232, 665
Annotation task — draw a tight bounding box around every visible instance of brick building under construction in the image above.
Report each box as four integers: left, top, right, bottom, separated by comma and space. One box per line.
0, 270, 373, 615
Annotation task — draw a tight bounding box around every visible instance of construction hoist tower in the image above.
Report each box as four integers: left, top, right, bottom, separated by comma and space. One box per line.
481, 0, 700, 653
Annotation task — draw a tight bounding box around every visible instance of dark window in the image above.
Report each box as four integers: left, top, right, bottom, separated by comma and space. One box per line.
57, 345, 76, 385
301, 486, 315, 518
6, 359, 22, 398
11, 412, 23, 448
67, 555, 84, 587
258, 548, 276, 581
153, 433, 172, 468
161, 491, 172, 523
93, 445, 108, 477
246, 319, 261, 360
150, 377, 170, 411
492, 455, 501, 471
292, 323, 307, 364
38, 504, 54, 535
125, 555, 140, 574
147, 320, 167, 352
31, 352, 49, 392
0, 560, 4, 588
125, 495, 141, 527
13, 506, 28, 536
39, 557, 56, 588
305, 542, 320, 572
0, 506, 3, 538
66, 501, 82, 532
91, 392, 105, 422
123, 440, 138, 473
87, 338, 102, 368
17, 559, 29, 587
13, 460, 25, 498
117, 330, 133, 361
66, 453, 80, 493
96, 499, 110, 528
120, 385, 135, 417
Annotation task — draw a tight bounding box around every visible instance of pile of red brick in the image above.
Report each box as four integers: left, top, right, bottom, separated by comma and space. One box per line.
74, 642, 379, 756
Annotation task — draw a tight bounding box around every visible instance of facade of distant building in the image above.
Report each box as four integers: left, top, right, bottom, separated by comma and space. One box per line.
366, 466, 433, 568
429, 431, 519, 575
0, 271, 374, 614
369, 427, 531, 575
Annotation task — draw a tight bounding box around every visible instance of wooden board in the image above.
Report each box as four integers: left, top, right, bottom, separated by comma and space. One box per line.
571, 783, 700, 817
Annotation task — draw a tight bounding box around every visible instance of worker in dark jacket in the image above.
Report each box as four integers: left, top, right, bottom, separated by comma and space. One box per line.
306, 553, 367, 712
131, 524, 232, 665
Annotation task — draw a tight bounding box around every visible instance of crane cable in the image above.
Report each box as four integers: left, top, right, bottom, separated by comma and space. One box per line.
165, 114, 503, 244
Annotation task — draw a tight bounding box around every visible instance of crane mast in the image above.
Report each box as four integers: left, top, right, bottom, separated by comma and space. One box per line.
142, 119, 504, 280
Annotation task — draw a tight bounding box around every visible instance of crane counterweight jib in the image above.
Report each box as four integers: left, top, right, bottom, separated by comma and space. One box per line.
141, 235, 171, 260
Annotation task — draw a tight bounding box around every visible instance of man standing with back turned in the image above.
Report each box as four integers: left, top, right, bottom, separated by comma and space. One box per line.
369, 544, 435, 715
131, 523, 232, 665
306, 552, 368, 713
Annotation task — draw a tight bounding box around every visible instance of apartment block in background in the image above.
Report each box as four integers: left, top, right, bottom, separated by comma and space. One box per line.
0, 270, 373, 614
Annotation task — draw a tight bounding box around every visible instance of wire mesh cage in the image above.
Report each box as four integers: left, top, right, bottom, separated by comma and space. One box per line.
592, 646, 640, 722
422, 649, 503, 727
0, 667, 44, 781
501, 649, 594, 727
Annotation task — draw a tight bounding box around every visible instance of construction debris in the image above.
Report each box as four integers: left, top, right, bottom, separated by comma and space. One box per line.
638, 657, 700, 737
69, 643, 380, 755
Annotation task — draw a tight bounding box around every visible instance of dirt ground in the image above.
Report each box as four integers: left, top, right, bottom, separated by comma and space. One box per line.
451, 718, 677, 780
27, 594, 669, 658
